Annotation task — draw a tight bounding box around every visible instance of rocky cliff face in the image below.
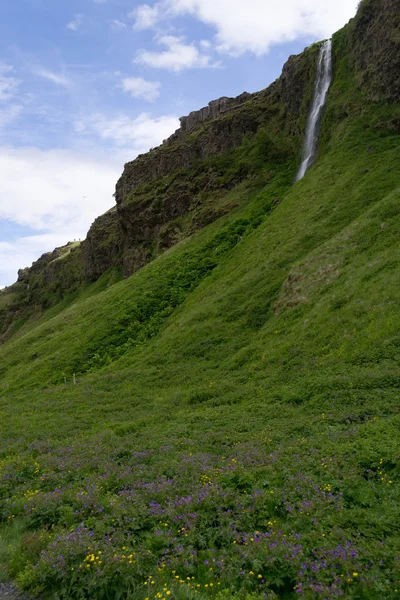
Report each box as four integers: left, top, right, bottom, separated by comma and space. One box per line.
3, 0, 397, 340
115, 48, 317, 202
81, 208, 122, 281
173, 92, 252, 137
114, 46, 319, 275
1, 43, 319, 327
349, 0, 400, 101
23, 242, 83, 305
0, 242, 84, 340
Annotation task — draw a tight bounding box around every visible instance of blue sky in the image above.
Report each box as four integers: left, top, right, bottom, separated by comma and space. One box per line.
0, 0, 358, 287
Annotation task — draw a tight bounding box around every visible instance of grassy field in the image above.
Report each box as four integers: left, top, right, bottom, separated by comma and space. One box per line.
0, 18, 400, 600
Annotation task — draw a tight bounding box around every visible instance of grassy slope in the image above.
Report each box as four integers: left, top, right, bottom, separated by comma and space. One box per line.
0, 25, 400, 600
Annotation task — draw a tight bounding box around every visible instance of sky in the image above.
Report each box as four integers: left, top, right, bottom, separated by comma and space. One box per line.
0, 0, 358, 287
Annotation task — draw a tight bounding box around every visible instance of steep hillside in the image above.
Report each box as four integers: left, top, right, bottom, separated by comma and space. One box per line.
0, 44, 318, 340
0, 0, 400, 599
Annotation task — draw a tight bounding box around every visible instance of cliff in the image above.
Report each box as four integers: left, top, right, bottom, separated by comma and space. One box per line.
171, 92, 252, 138
1, 0, 398, 341
1, 40, 320, 328
349, 0, 400, 101
81, 208, 122, 281
114, 46, 320, 275
115, 49, 318, 198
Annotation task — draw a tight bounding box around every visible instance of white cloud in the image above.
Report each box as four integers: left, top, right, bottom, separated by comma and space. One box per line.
111, 19, 127, 31
120, 77, 161, 101
0, 65, 23, 132
67, 14, 84, 31
130, 4, 160, 30
34, 68, 72, 87
0, 147, 120, 232
74, 112, 179, 150
135, 35, 214, 71
0, 104, 23, 129
0, 63, 20, 102
133, 0, 358, 55
0, 147, 122, 285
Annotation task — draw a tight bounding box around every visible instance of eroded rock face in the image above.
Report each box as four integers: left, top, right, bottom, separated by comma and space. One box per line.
111, 45, 321, 276
17, 268, 30, 283
349, 0, 400, 102
115, 47, 318, 206
115, 109, 266, 204
24, 242, 84, 304
178, 93, 252, 134
1, 242, 86, 339
81, 208, 122, 281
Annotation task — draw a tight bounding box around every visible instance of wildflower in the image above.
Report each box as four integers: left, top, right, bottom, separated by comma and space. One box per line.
353, 573, 358, 577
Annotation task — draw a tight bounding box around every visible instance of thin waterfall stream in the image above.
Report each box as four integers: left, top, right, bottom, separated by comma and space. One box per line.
296, 39, 333, 181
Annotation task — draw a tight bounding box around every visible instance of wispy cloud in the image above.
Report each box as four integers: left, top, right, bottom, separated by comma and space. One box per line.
67, 14, 84, 31
0, 63, 22, 131
34, 68, 72, 87
0, 63, 20, 102
135, 35, 216, 72
0, 104, 23, 130
130, 4, 161, 30
74, 112, 179, 150
119, 77, 161, 101
111, 19, 127, 31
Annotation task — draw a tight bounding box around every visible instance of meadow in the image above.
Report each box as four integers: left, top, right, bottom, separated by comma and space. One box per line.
0, 20, 400, 600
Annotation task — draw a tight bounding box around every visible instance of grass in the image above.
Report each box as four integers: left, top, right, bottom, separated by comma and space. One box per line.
0, 16, 400, 600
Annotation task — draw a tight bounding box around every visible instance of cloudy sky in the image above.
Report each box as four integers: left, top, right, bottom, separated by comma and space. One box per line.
0, 0, 358, 287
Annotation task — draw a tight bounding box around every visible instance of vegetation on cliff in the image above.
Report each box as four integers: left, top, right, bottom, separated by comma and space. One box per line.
0, 0, 399, 598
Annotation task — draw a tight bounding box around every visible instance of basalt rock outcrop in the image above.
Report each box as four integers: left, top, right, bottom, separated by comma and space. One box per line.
349, 0, 400, 102
0, 242, 84, 340
115, 48, 318, 200
114, 45, 320, 275
171, 92, 252, 139
22, 242, 83, 306
81, 208, 122, 281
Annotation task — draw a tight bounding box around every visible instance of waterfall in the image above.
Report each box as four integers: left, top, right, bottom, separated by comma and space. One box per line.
296, 39, 333, 182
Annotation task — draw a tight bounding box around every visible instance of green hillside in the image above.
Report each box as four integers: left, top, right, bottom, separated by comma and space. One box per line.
1, 3, 400, 599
